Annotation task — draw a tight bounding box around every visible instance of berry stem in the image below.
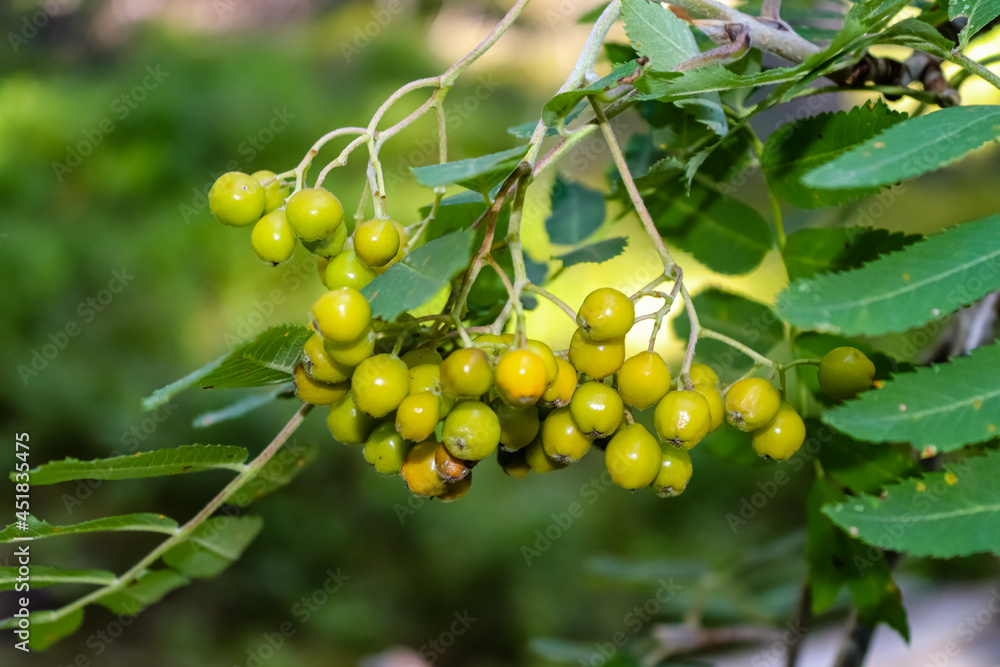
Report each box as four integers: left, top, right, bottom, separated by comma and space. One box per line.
23, 403, 314, 628
699, 327, 773, 367
524, 283, 578, 323
947, 52, 1000, 92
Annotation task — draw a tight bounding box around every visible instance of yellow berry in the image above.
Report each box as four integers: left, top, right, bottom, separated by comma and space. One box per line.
617, 351, 671, 409
293, 364, 348, 406
751, 402, 806, 461
541, 407, 593, 463
568, 328, 625, 380
541, 358, 578, 407
524, 438, 568, 474
688, 363, 719, 388
442, 400, 501, 461
577, 287, 635, 340
323, 327, 376, 367
302, 333, 353, 384
351, 354, 409, 417
495, 349, 548, 407
309, 287, 371, 344
327, 393, 377, 445
605, 424, 661, 489
395, 392, 441, 442
725, 378, 781, 432
400, 441, 448, 497
354, 218, 401, 269
363, 423, 412, 475
569, 381, 624, 438
440, 347, 495, 399
650, 444, 692, 497
654, 390, 711, 450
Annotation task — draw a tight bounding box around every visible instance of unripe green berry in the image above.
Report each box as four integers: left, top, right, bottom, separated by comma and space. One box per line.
494, 401, 540, 452
725, 378, 781, 432
569, 381, 624, 438
251, 210, 297, 265
309, 287, 371, 344
442, 400, 501, 461
327, 393, 376, 445
285, 188, 344, 242
440, 347, 494, 399
605, 424, 661, 489
302, 333, 353, 384
354, 219, 401, 269
325, 250, 377, 291
751, 402, 806, 461
364, 423, 412, 475
577, 287, 635, 341
541, 407, 593, 463
304, 223, 348, 259
352, 354, 409, 417
395, 392, 441, 442
209, 171, 265, 226
250, 170, 289, 213
654, 390, 711, 450
650, 444, 692, 497
323, 327, 375, 367
818, 346, 876, 400
568, 328, 625, 380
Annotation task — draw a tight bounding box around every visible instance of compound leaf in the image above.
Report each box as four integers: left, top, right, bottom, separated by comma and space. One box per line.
777, 215, 1000, 335
363, 230, 474, 321
556, 237, 629, 267
823, 451, 1000, 558
96, 570, 190, 616
0, 514, 178, 544
545, 175, 607, 244
16, 445, 247, 485
803, 106, 1000, 189
824, 343, 1000, 451
163, 516, 264, 579
762, 101, 907, 208
142, 324, 312, 410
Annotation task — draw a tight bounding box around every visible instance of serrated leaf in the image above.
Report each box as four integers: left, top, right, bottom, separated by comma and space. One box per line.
803, 106, 1000, 190
824, 343, 1000, 451
808, 479, 909, 639
412, 146, 526, 195
651, 182, 772, 275
0, 514, 178, 544
142, 324, 312, 411
673, 289, 783, 381
951, 0, 1000, 48
163, 516, 263, 579
362, 230, 474, 321
97, 569, 190, 616
0, 565, 116, 591
543, 60, 646, 126
18, 445, 247, 485
636, 64, 805, 100
824, 451, 1000, 558
193, 384, 293, 428
545, 176, 607, 244
623, 0, 727, 134
777, 215, 1000, 335
229, 441, 320, 507
556, 237, 628, 267
782, 227, 922, 281
762, 101, 908, 209
876, 18, 955, 52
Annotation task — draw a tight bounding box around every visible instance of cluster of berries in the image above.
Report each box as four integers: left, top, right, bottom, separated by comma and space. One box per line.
208, 171, 406, 278
207, 173, 877, 504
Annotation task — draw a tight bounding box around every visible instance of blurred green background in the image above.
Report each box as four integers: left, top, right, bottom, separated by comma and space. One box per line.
2, 1, 999, 666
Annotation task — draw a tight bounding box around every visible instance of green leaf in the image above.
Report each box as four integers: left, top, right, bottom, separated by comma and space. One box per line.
808, 479, 909, 639
673, 289, 783, 381
636, 64, 805, 100
18, 445, 247, 485
803, 106, 1000, 190
762, 101, 908, 208
876, 18, 955, 52
848, 0, 913, 27
11, 608, 86, 651
556, 237, 629, 267
97, 569, 190, 616
577, 2, 611, 23
363, 230, 474, 321
0, 513, 178, 544
651, 182, 771, 275
782, 227, 922, 281
545, 175, 607, 244
0, 565, 116, 591
543, 60, 646, 126
824, 451, 1000, 558
193, 384, 293, 428
229, 441, 320, 507
777, 215, 1000, 335
808, 421, 921, 496
951, 0, 1000, 48
163, 516, 263, 579
824, 343, 1000, 451
142, 324, 312, 411
411, 146, 527, 195
622, 0, 727, 134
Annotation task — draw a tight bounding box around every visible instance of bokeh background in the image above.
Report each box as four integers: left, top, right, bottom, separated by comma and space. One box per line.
2, 1, 1000, 665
